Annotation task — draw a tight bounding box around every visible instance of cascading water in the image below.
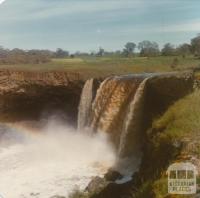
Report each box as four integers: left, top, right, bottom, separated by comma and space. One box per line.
116, 77, 150, 175
90, 75, 144, 146
118, 77, 149, 158
78, 74, 152, 175
78, 78, 99, 131
78, 72, 194, 177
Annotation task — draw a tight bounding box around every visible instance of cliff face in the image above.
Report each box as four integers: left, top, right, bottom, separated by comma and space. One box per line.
0, 70, 84, 124
0, 70, 81, 89
139, 73, 195, 178
138, 89, 200, 198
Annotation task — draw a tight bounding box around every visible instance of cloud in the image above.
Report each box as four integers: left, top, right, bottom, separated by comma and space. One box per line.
0, 0, 144, 22
0, 0, 200, 50
110, 18, 200, 35
33, 1, 142, 18
158, 20, 200, 33
0, 0, 6, 5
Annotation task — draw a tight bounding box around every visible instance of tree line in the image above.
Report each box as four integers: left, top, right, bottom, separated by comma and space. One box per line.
72, 34, 200, 58
0, 34, 200, 64
119, 34, 200, 58
0, 47, 52, 64
0, 47, 72, 65
89, 34, 200, 58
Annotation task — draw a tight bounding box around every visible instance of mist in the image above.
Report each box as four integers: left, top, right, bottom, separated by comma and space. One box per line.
0, 118, 116, 198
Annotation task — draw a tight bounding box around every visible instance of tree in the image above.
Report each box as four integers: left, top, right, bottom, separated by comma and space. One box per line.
161, 43, 176, 56
55, 48, 69, 58
124, 42, 136, 57
177, 43, 191, 58
0, 47, 51, 64
138, 40, 159, 57
90, 50, 96, 56
0, 46, 9, 59
191, 34, 200, 57
97, 47, 105, 57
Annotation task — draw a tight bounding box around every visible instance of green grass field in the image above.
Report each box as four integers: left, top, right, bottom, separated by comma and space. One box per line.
0, 56, 199, 79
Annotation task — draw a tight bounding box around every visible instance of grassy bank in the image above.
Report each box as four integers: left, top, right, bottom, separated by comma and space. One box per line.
0, 55, 199, 79
139, 89, 200, 198
151, 89, 200, 148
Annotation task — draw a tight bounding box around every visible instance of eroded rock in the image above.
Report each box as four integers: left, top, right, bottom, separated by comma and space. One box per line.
85, 176, 108, 194
104, 169, 123, 182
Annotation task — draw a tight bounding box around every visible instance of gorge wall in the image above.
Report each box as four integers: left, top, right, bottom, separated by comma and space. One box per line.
0, 70, 84, 124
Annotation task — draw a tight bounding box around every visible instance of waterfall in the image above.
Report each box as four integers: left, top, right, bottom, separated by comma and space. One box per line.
78, 72, 192, 175
115, 78, 150, 174
77, 79, 93, 130
78, 75, 149, 155
78, 79, 96, 130
118, 77, 149, 158
90, 75, 144, 147
87, 75, 150, 174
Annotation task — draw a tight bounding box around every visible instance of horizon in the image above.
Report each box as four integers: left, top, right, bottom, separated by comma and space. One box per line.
0, 0, 200, 52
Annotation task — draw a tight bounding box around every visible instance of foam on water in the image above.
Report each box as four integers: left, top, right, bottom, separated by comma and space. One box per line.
0, 120, 116, 198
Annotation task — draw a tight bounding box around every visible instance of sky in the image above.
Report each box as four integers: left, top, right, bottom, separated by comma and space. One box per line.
0, 0, 200, 52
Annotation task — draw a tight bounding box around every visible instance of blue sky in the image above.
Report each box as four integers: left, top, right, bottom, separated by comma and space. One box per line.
0, 0, 200, 52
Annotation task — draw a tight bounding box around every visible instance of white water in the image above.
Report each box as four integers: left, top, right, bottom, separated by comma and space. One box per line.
0, 119, 116, 198
78, 79, 95, 130
118, 78, 149, 157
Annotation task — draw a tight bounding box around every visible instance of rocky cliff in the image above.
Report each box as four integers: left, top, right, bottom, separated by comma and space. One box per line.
0, 69, 84, 124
